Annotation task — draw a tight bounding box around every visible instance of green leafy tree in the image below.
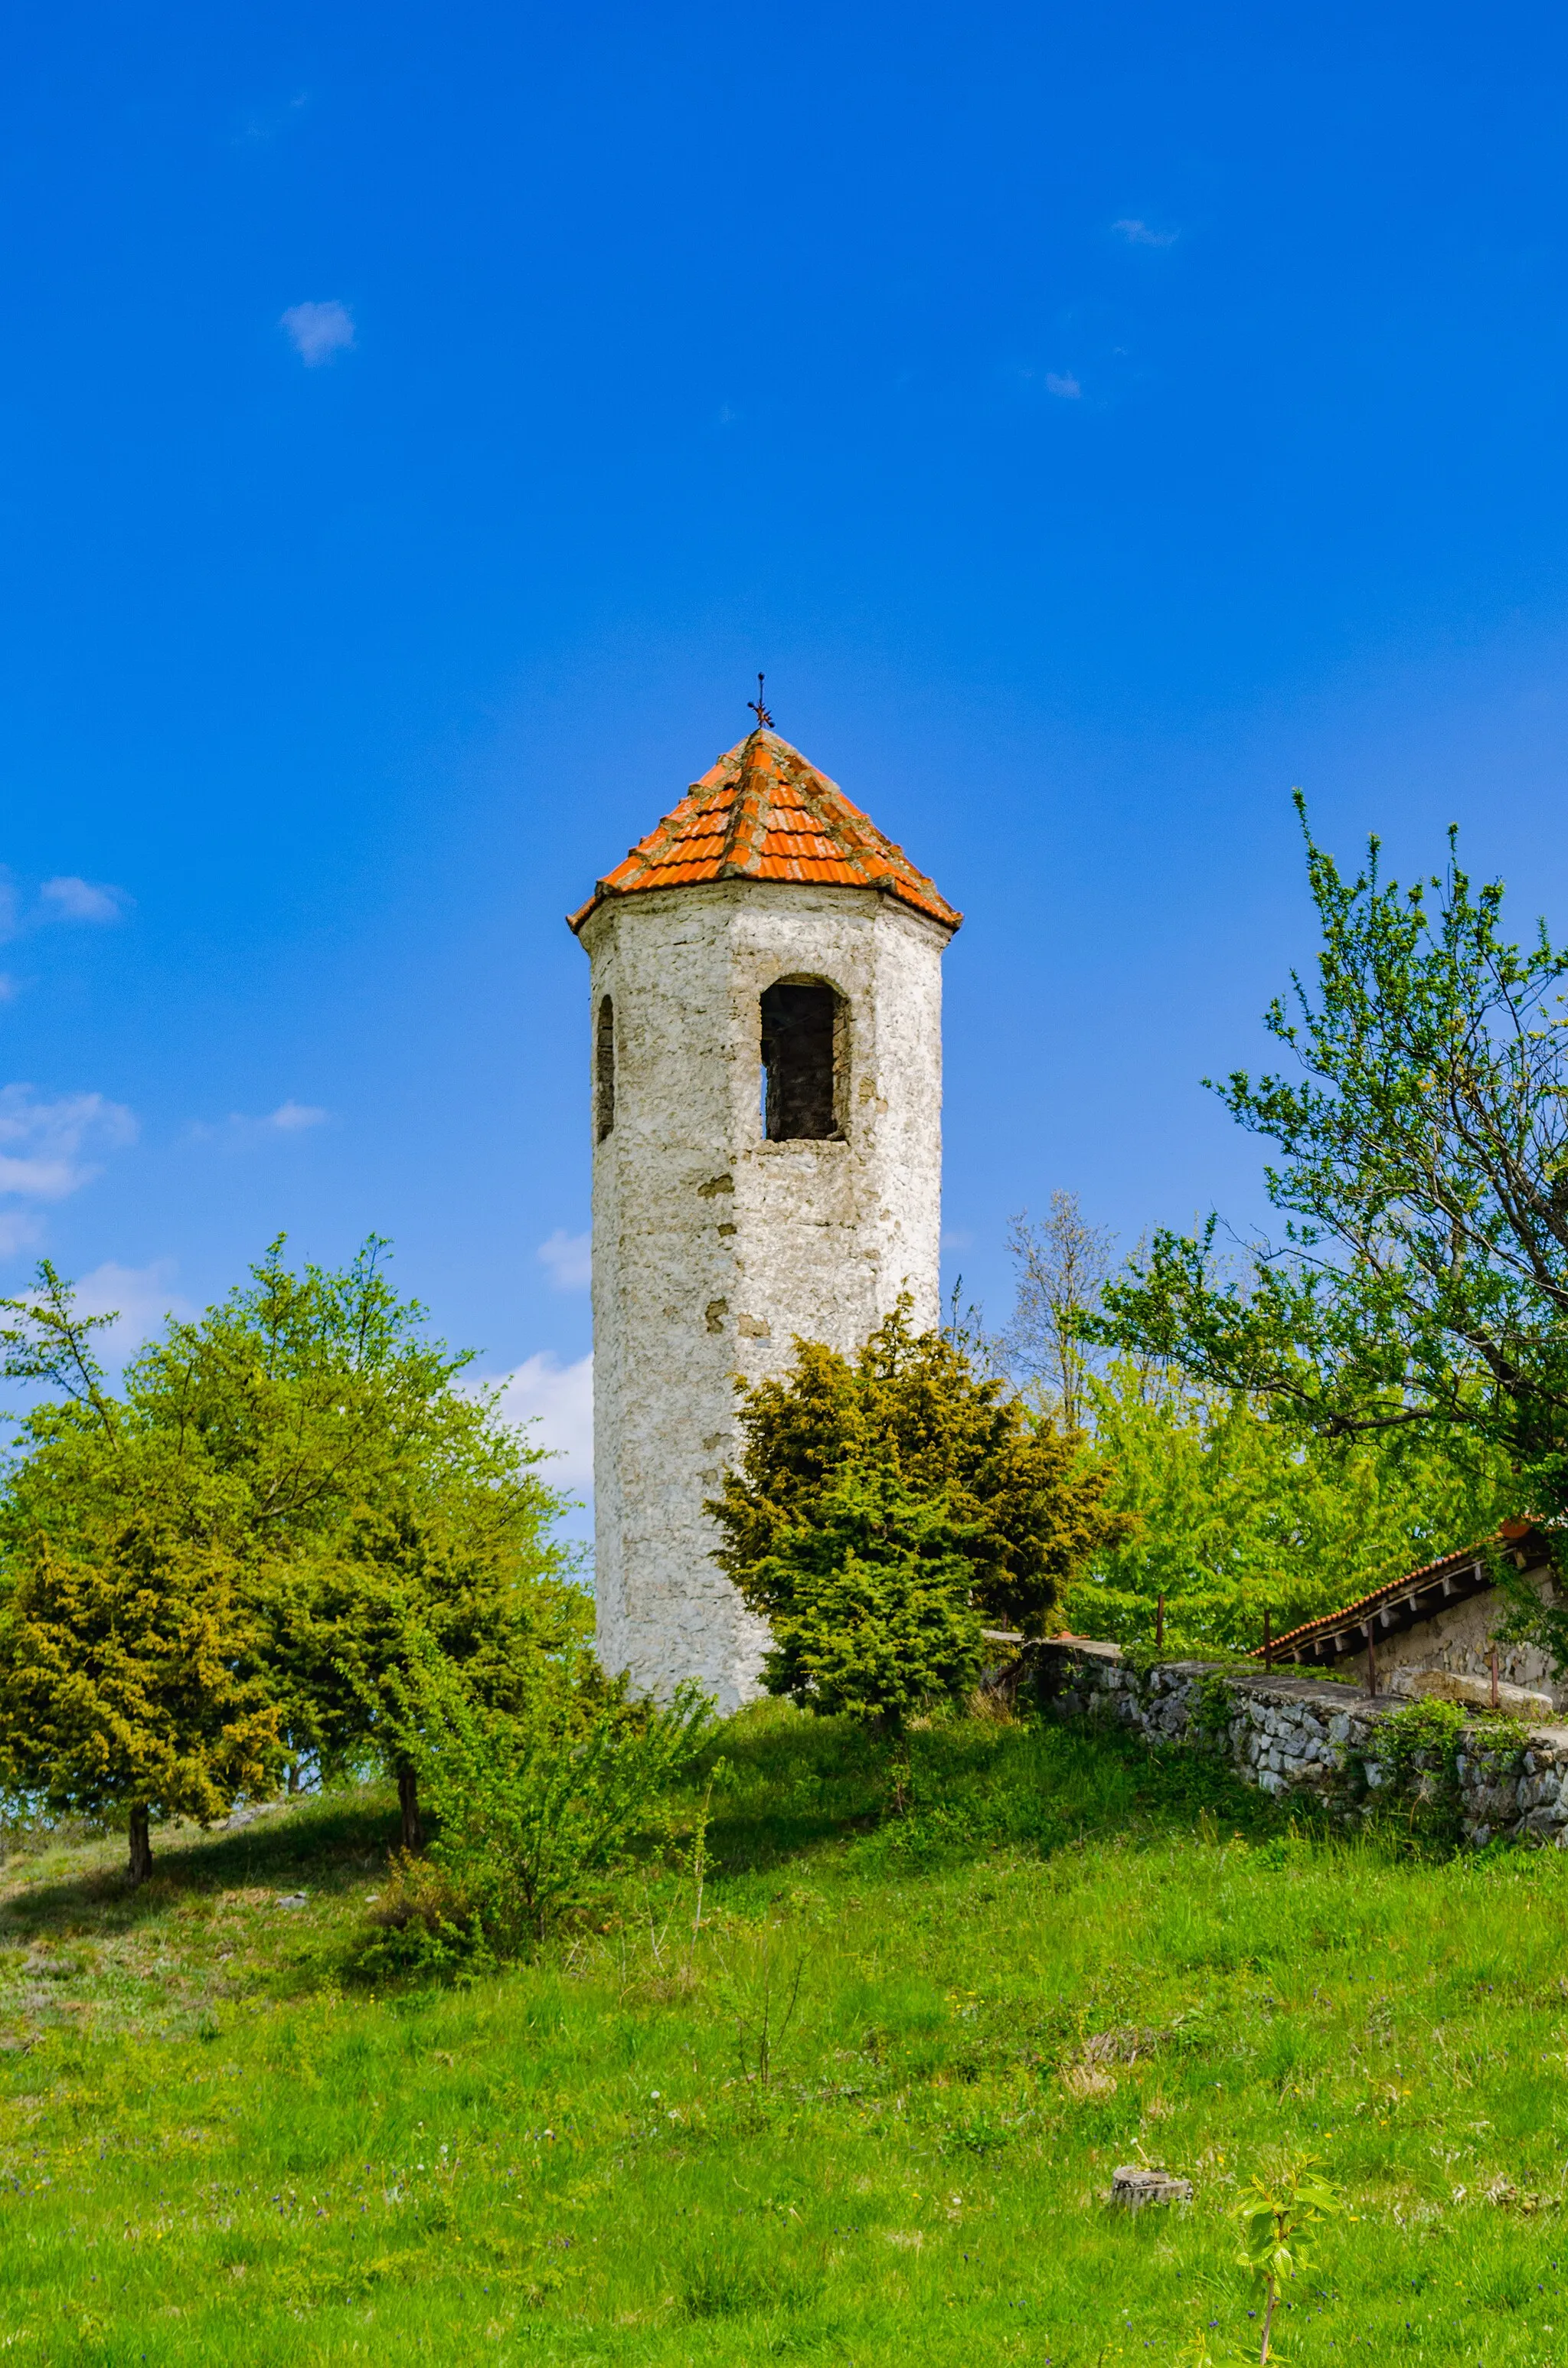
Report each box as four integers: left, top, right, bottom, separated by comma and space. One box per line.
261, 1502, 590, 1850
1095, 801, 1560, 1634
1233, 2157, 1348, 2363
0, 1242, 578, 1874
0, 1521, 282, 1883
710, 1301, 1132, 1732
1069, 1356, 1508, 1651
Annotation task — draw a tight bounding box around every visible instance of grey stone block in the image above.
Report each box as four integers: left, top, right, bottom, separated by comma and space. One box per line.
1111, 2167, 1192, 2210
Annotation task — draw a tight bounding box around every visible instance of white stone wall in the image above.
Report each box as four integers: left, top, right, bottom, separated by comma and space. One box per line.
580, 880, 953, 1711
1332, 1567, 1568, 1710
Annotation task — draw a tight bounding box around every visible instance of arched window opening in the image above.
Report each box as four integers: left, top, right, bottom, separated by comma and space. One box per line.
760, 980, 842, 1141
596, 996, 616, 1140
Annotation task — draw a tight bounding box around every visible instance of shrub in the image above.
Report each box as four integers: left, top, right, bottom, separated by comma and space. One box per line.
354, 1850, 492, 1981
364, 1644, 715, 1960
1378, 1694, 1467, 1783
710, 1299, 1130, 1646
751, 1461, 985, 1733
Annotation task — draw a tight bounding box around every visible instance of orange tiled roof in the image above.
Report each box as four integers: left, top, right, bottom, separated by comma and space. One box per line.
1248, 1522, 1547, 1666
567, 729, 962, 937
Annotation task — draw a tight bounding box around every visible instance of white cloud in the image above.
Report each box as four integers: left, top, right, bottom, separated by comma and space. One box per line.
69, 1259, 194, 1362
281, 300, 355, 365
0, 976, 18, 1005
0, 871, 129, 945
187, 1100, 328, 1144
40, 875, 127, 924
0, 1085, 137, 1206
489, 1352, 593, 1490
266, 1099, 328, 1133
1045, 372, 1082, 399
1112, 218, 1178, 247
0, 1212, 44, 1257
537, 1228, 592, 1291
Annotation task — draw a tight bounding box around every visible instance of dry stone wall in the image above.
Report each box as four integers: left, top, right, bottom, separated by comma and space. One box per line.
1035, 1640, 1568, 1848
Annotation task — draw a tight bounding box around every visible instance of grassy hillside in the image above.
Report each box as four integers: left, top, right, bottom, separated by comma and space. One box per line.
4, 1706, 1568, 2363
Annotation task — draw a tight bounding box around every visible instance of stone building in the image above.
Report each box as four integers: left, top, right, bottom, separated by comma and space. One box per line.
568, 723, 962, 1709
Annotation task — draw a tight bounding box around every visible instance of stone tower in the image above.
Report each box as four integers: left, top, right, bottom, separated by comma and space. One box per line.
568, 725, 962, 1711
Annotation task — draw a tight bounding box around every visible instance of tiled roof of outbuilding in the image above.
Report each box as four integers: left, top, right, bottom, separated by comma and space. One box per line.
1249, 1523, 1547, 1669
567, 728, 961, 936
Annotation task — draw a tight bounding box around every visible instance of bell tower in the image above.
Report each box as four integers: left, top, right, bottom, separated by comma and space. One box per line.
568, 723, 961, 1710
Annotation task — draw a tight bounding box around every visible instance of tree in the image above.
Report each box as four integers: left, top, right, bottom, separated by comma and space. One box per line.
1001, 1192, 1115, 1431
155, 1241, 580, 1843
0, 1241, 579, 1874
1069, 1356, 1508, 1652
1232, 2158, 1347, 2365
263, 1502, 590, 1850
709, 1300, 1132, 1672
1094, 800, 1557, 1620
0, 1521, 282, 1883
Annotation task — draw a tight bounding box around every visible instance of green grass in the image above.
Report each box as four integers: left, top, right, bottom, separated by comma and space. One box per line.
5, 1704, 1568, 2363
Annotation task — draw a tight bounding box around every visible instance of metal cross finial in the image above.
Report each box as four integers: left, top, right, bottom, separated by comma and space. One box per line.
747, 672, 773, 731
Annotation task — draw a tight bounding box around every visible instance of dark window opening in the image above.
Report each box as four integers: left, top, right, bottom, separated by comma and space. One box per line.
760, 981, 841, 1140
596, 996, 616, 1140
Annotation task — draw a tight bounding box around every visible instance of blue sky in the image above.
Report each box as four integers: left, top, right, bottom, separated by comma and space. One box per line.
8, 0, 1568, 1493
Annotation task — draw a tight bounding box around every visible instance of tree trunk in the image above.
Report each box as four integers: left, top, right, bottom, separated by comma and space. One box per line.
397, 1763, 425, 1854
127, 1804, 153, 1886
887, 1733, 912, 1818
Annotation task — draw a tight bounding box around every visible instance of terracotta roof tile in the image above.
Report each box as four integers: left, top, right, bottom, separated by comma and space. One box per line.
1250, 1524, 1548, 1661
567, 728, 961, 935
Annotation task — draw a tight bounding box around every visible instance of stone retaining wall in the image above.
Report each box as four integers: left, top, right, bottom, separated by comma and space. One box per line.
1034, 1640, 1568, 1848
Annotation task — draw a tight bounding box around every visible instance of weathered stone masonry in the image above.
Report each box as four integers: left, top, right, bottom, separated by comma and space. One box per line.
571, 727, 961, 1715
1036, 1639, 1568, 1848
